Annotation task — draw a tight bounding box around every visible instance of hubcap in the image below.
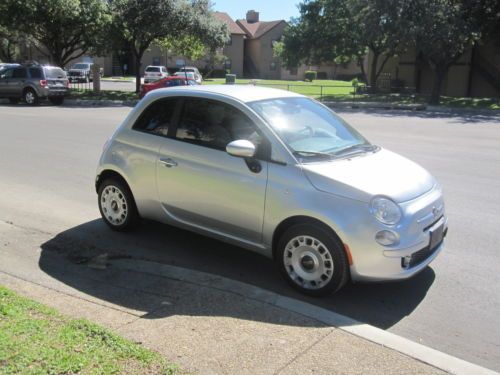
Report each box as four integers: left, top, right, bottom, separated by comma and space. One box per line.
100, 185, 128, 226
283, 235, 334, 290
25, 91, 35, 104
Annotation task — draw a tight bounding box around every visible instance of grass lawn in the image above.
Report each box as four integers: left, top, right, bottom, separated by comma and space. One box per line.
204, 78, 355, 97
0, 286, 182, 375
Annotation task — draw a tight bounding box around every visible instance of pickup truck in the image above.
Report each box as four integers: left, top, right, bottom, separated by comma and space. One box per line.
67, 62, 103, 83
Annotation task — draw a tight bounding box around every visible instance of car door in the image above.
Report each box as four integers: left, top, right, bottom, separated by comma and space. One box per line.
0, 68, 14, 96
11, 67, 27, 96
156, 97, 269, 244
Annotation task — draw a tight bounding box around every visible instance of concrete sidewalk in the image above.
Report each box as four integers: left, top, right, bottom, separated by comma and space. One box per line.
0, 221, 464, 374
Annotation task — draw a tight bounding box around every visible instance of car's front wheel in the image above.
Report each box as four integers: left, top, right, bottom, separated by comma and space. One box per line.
98, 178, 139, 232
277, 223, 349, 296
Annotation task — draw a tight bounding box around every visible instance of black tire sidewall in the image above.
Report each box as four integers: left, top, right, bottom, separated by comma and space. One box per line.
97, 178, 138, 232
277, 223, 349, 296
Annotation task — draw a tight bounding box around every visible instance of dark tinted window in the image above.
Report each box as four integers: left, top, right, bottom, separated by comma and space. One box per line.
165, 79, 184, 87
133, 99, 177, 137
146, 67, 161, 72
0, 69, 14, 79
176, 99, 263, 151
29, 68, 43, 79
44, 67, 66, 78
12, 68, 27, 78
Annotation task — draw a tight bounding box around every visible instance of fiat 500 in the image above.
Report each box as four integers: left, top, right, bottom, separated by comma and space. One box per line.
95, 85, 447, 296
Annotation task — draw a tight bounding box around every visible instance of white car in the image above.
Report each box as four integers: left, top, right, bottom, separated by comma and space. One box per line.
144, 65, 168, 83
176, 68, 202, 84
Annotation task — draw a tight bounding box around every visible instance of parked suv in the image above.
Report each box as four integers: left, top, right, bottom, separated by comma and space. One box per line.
67, 62, 102, 83
0, 64, 69, 105
144, 65, 169, 83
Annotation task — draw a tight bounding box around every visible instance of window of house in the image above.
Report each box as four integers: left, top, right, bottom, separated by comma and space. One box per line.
270, 62, 277, 71
175, 99, 263, 153
152, 57, 161, 66
224, 59, 232, 70
132, 99, 178, 137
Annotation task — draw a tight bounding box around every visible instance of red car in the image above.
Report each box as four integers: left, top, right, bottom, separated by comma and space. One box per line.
139, 76, 198, 98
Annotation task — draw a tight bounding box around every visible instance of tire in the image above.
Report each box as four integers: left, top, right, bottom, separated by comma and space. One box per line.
8, 98, 19, 104
97, 178, 139, 232
49, 97, 64, 106
277, 223, 349, 296
23, 88, 39, 106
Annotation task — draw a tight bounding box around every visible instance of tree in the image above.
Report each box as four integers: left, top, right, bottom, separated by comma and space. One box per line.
276, 0, 412, 86
108, 0, 229, 92
1, 0, 110, 67
409, 0, 500, 104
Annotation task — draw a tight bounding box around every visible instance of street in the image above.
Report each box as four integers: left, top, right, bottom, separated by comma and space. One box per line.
0, 104, 499, 371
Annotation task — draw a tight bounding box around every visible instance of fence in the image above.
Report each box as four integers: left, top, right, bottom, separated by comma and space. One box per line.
249, 82, 421, 103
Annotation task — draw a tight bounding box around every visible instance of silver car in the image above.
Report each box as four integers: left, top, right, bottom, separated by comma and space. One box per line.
96, 85, 448, 296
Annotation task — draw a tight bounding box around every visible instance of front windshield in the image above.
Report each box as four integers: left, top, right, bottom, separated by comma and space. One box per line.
249, 97, 373, 160
72, 63, 89, 69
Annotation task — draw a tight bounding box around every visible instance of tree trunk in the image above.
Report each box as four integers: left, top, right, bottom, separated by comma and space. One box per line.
369, 52, 380, 91
429, 68, 446, 105
135, 54, 142, 93
357, 57, 368, 84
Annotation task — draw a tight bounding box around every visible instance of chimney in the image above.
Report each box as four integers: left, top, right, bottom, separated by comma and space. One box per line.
246, 10, 259, 23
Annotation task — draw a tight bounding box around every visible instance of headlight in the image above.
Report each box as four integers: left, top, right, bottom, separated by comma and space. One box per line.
370, 197, 402, 225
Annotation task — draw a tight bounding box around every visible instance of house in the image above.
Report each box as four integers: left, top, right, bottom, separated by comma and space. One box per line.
366, 40, 500, 97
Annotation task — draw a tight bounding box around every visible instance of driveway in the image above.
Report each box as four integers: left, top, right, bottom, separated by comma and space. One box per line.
0, 104, 499, 371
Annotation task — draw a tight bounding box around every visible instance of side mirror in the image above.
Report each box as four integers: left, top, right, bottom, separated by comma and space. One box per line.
226, 140, 256, 158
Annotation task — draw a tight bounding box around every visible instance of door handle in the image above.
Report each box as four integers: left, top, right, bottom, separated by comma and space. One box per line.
159, 158, 178, 168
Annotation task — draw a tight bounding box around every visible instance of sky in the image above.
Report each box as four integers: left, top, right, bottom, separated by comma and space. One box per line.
213, 0, 301, 22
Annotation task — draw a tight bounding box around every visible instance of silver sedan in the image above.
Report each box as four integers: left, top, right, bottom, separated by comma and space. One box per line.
95, 85, 448, 296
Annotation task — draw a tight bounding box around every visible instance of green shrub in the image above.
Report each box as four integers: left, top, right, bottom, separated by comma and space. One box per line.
304, 70, 317, 82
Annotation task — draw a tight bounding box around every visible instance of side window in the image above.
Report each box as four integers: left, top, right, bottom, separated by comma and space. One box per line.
29, 68, 43, 79
132, 99, 177, 137
1, 69, 14, 79
175, 99, 263, 153
12, 68, 27, 78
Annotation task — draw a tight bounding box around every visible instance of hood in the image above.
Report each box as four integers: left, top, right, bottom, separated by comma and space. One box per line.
302, 148, 435, 203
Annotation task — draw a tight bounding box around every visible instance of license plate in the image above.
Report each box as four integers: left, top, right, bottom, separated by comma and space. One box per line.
429, 220, 445, 250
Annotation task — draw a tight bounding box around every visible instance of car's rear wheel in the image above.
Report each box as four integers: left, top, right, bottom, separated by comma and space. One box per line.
277, 223, 349, 296
49, 97, 64, 105
8, 98, 19, 104
24, 88, 39, 106
98, 178, 139, 232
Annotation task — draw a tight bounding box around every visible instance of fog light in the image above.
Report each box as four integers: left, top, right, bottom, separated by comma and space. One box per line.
402, 255, 412, 269
375, 230, 399, 246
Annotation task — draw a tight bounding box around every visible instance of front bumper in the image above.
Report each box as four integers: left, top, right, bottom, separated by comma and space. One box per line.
348, 187, 447, 282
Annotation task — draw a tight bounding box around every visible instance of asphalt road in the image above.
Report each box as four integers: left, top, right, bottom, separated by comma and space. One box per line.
0, 104, 499, 371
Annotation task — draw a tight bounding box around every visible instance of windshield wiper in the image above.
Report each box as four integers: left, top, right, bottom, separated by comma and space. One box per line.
332, 144, 377, 157
292, 150, 334, 159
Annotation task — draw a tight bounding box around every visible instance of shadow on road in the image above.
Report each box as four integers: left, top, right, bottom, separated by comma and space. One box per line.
39, 219, 435, 328
335, 108, 500, 124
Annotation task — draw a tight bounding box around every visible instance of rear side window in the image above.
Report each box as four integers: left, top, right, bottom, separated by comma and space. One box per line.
175, 99, 263, 151
146, 67, 160, 72
29, 68, 43, 79
165, 79, 184, 87
133, 99, 178, 137
44, 68, 66, 78
12, 68, 27, 78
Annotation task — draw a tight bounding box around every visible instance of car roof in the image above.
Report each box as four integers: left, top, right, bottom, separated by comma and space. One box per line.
147, 84, 303, 103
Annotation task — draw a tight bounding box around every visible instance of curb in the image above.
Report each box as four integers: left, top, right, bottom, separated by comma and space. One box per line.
110, 258, 498, 375
63, 99, 139, 107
